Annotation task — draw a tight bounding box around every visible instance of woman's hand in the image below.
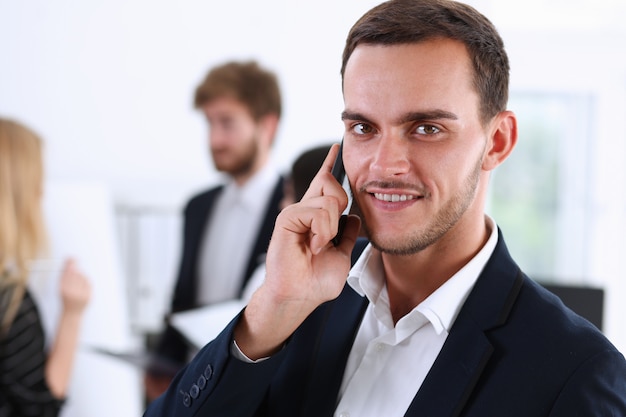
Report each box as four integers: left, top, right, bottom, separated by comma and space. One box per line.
59, 258, 91, 315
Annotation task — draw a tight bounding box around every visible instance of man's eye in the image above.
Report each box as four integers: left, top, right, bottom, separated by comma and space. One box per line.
353, 123, 373, 135
416, 125, 440, 135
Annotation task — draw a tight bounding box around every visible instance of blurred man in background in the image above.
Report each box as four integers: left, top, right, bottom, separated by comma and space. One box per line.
144, 60, 285, 400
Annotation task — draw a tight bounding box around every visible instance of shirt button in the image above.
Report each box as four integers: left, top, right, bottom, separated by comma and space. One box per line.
376, 343, 386, 352
339, 412, 350, 417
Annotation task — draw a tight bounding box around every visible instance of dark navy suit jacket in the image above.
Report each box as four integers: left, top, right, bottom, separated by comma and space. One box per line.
153, 178, 285, 372
145, 232, 626, 416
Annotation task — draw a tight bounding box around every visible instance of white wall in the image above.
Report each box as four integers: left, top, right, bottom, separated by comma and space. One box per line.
0, 0, 381, 208
1, 0, 625, 352
30, 182, 142, 417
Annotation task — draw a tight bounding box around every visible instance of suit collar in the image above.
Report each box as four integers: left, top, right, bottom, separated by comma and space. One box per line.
298, 229, 523, 417
405, 229, 524, 416
223, 163, 281, 210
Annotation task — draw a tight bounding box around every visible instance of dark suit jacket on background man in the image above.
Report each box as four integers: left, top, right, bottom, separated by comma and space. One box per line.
153, 178, 284, 370
145, 60, 287, 392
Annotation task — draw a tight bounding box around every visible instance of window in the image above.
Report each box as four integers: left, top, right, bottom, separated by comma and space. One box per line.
488, 93, 593, 283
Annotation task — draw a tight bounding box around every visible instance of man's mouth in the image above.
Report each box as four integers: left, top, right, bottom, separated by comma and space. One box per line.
373, 193, 418, 202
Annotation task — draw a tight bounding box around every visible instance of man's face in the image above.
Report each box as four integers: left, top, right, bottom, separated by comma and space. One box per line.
342, 39, 490, 255
201, 96, 260, 178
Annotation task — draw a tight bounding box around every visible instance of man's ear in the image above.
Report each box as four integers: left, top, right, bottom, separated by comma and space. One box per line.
258, 113, 280, 147
482, 110, 517, 171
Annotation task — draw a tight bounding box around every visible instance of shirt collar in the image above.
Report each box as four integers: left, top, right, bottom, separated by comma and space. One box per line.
348, 215, 498, 334
222, 163, 280, 211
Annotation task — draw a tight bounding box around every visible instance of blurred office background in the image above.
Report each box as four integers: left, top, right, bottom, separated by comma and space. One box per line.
1, 0, 625, 415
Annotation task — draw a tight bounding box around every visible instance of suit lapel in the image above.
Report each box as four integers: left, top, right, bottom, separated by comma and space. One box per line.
405, 231, 524, 417
404, 313, 494, 416
187, 187, 223, 282
300, 285, 369, 417
172, 186, 223, 311
240, 177, 284, 293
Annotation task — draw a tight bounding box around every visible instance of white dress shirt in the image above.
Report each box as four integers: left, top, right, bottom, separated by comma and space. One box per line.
334, 216, 498, 417
197, 164, 280, 305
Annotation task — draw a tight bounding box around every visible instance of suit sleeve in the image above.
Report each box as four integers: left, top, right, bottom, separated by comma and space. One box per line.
143, 312, 288, 417
549, 349, 626, 416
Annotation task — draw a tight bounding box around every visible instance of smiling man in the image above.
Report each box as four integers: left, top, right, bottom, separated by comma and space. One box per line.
144, 1, 626, 416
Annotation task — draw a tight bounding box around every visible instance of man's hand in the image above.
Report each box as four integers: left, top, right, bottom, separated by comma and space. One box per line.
234, 143, 361, 359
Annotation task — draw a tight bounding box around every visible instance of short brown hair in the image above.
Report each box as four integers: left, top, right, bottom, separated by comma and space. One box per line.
341, 0, 509, 123
194, 61, 282, 120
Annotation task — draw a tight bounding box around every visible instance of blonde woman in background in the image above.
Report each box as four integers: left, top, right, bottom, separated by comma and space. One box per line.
0, 118, 91, 417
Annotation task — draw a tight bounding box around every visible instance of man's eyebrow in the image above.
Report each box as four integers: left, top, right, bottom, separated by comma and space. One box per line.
398, 110, 458, 123
341, 111, 370, 122
341, 110, 458, 123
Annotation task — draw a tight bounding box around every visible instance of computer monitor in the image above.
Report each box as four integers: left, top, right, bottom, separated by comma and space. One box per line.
539, 282, 604, 331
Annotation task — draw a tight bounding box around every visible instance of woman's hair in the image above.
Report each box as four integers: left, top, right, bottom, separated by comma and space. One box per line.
341, 0, 510, 124
0, 118, 47, 335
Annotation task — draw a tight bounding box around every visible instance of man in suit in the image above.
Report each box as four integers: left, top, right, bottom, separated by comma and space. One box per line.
144, 1, 626, 415
144, 60, 285, 401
